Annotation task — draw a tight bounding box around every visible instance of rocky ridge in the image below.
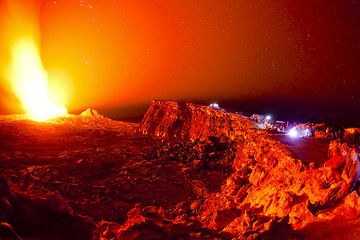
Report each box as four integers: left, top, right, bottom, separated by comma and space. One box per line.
137, 100, 360, 239
1, 101, 360, 239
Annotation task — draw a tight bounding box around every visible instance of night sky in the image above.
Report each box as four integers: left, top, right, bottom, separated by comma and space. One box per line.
0, 0, 359, 126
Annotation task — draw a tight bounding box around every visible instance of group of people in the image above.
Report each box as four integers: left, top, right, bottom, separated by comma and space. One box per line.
307, 141, 360, 216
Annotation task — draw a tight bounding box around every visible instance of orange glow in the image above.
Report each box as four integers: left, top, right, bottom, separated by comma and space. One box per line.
1, 0, 357, 125
1, 0, 299, 115
6, 38, 67, 121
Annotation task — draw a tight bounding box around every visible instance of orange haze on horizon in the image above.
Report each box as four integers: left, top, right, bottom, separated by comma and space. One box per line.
0, 0, 359, 126
0, 0, 303, 114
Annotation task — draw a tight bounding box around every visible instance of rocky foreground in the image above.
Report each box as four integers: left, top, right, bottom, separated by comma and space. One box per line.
0, 101, 360, 239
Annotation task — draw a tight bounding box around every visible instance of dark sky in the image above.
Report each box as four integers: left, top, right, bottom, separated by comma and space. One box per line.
0, 0, 359, 126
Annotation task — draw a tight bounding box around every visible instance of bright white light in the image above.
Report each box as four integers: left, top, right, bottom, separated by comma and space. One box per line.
210, 103, 219, 109
6, 39, 67, 121
266, 115, 271, 120
288, 128, 299, 138
304, 128, 310, 136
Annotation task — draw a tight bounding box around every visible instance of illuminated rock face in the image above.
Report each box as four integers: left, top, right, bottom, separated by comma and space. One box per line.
344, 128, 360, 145
80, 108, 102, 117
138, 100, 360, 239
1, 102, 359, 239
139, 100, 256, 141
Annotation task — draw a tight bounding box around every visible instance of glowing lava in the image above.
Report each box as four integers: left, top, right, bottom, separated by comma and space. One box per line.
7, 39, 67, 121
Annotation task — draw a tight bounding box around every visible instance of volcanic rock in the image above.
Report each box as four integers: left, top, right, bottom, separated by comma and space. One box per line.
139, 100, 360, 239
80, 108, 103, 118
57, 108, 132, 130
0, 100, 360, 239
139, 100, 256, 142
344, 128, 360, 145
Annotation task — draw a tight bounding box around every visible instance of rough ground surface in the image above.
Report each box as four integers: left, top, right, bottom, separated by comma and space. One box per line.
0, 102, 359, 239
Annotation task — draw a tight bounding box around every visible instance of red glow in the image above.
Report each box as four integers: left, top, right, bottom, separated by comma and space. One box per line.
0, 0, 359, 125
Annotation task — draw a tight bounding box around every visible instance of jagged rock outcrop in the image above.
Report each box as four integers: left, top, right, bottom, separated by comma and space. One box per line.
54, 108, 136, 130
344, 128, 360, 145
139, 100, 259, 142
138, 100, 360, 239
80, 108, 103, 118
1, 100, 359, 239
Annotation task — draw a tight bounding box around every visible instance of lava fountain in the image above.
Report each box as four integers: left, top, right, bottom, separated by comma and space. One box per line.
6, 38, 67, 121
